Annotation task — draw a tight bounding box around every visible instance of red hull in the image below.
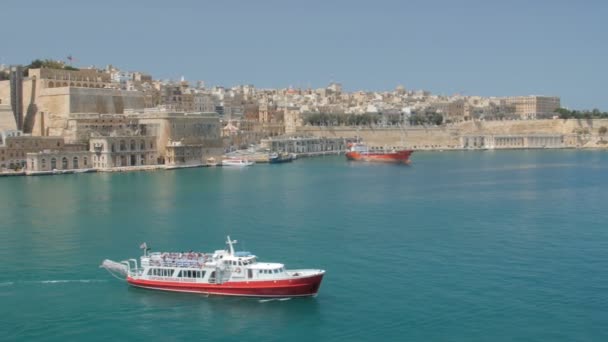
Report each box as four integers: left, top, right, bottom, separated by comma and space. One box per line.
346, 150, 413, 164
127, 273, 324, 297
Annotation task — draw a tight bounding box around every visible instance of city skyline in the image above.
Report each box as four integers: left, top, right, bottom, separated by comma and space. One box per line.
2, 0, 607, 110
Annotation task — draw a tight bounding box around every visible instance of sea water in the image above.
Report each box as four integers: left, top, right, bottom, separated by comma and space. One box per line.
1, 150, 607, 341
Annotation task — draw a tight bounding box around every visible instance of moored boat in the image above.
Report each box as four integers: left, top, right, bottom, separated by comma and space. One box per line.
221, 158, 254, 167
268, 152, 294, 164
101, 236, 325, 298
345, 143, 413, 164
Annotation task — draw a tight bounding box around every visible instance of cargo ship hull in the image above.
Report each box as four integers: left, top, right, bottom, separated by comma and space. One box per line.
346, 150, 413, 164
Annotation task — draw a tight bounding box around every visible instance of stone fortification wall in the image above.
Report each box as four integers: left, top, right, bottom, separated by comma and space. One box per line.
458, 119, 608, 135
297, 126, 461, 149
297, 119, 608, 149
37, 88, 146, 137
36, 87, 146, 114
0, 104, 16, 130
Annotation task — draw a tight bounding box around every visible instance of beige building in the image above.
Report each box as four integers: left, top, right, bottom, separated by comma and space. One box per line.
62, 113, 143, 143
26, 150, 92, 172
89, 136, 159, 168
137, 112, 223, 162
0, 67, 150, 136
164, 141, 209, 167
504, 96, 560, 119
461, 134, 566, 149
437, 99, 466, 123
28, 68, 111, 89
0, 131, 66, 170
260, 135, 347, 154
284, 107, 302, 134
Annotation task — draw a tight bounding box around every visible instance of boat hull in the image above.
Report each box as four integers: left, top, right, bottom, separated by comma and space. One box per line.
126, 272, 324, 297
346, 150, 413, 164
269, 156, 294, 164
221, 161, 254, 167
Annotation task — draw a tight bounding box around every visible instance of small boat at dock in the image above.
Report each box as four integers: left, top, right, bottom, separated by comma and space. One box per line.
268, 152, 294, 164
221, 158, 254, 167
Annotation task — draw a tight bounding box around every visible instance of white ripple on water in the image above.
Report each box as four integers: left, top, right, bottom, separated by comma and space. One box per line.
258, 297, 292, 303
16, 279, 108, 285
0, 281, 14, 286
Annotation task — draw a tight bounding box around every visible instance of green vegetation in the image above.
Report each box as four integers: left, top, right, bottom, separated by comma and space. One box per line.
303, 113, 381, 126
555, 108, 608, 119
24, 59, 79, 76
0, 70, 9, 81
409, 111, 443, 126
302, 111, 444, 127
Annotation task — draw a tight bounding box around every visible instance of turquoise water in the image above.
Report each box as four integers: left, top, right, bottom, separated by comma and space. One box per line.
1, 150, 608, 341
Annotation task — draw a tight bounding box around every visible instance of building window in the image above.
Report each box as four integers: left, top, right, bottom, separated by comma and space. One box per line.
140, 140, 145, 150
83, 157, 88, 166
51, 158, 57, 170
41, 158, 46, 169
62, 157, 68, 169
73, 157, 79, 169
130, 140, 136, 150
120, 140, 126, 151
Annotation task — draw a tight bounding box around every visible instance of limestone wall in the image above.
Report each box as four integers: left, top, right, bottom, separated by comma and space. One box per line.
297, 126, 461, 149
0, 104, 16, 131
458, 119, 608, 135
35, 87, 146, 114
0, 81, 10, 105
297, 119, 608, 150
34, 87, 147, 137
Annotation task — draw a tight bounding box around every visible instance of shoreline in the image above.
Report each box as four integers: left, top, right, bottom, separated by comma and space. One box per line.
2, 146, 606, 178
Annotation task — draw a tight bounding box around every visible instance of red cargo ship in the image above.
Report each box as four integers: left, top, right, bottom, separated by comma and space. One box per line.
346, 143, 413, 164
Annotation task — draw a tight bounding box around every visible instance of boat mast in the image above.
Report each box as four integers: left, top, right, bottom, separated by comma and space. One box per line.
226, 236, 237, 255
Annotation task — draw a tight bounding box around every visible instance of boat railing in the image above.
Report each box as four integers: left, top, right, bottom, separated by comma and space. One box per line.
123, 258, 142, 277
148, 259, 207, 268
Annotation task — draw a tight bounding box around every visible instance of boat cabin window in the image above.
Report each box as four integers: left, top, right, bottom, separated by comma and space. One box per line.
177, 270, 205, 278
148, 268, 174, 277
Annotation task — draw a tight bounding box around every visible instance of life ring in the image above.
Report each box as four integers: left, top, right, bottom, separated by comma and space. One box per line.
235, 267, 241, 273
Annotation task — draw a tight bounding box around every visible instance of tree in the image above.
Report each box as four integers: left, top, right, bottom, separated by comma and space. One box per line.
24, 58, 80, 76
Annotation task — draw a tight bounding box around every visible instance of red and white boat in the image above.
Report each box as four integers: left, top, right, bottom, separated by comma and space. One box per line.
101, 236, 325, 298
345, 143, 413, 164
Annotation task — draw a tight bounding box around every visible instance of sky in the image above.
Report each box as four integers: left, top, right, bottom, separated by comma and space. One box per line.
1, 0, 607, 109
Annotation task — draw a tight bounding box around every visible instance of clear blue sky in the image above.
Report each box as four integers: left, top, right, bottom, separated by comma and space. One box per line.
2, 0, 606, 109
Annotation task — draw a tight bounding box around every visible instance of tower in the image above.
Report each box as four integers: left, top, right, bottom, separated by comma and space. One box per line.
9, 65, 24, 130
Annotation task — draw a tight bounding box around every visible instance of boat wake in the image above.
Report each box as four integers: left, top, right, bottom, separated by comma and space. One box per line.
36, 279, 108, 284
0, 279, 107, 286
258, 297, 292, 303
